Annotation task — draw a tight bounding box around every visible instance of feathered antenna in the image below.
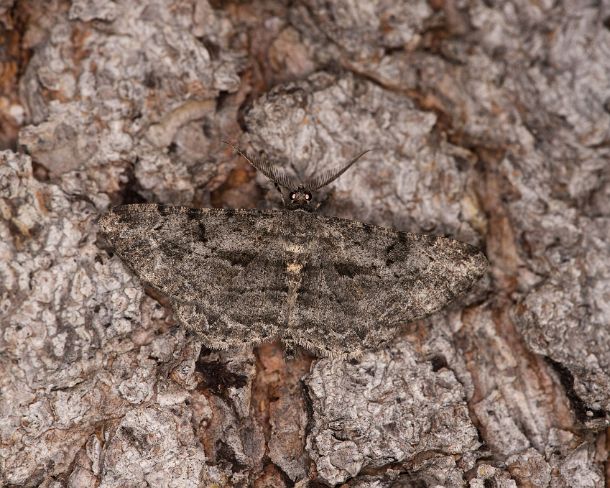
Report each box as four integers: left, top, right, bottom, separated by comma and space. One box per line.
222, 140, 298, 200
223, 140, 373, 210
305, 149, 373, 191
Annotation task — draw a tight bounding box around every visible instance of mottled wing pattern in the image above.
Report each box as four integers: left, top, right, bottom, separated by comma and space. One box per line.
100, 205, 293, 350
285, 217, 487, 355
99, 204, 487, 357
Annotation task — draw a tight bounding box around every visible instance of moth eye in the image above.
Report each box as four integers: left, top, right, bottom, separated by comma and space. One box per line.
305, 192, 312, 201
290, 192, 296, 200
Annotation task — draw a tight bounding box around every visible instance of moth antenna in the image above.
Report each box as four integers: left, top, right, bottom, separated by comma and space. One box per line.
222, 140, 296, 191
306, 149, 373, 191
289, 161, 306, 188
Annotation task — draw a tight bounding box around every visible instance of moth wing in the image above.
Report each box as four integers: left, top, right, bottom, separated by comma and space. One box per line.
286, 217, 487, 356
99, 204, 289, 347
99, 205, 487, 358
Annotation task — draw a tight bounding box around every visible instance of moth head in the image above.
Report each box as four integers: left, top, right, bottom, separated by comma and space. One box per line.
223, 140, 372, 211
288, 186, 313, 208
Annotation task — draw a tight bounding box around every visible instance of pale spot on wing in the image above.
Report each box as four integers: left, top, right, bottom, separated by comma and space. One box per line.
287, 262, 303, 274
286, 243, 304, 253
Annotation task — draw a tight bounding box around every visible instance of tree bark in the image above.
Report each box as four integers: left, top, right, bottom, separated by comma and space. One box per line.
0, 1, 608, 487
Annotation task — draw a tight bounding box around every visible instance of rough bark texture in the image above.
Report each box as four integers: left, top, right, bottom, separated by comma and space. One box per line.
0, 1, 608, 487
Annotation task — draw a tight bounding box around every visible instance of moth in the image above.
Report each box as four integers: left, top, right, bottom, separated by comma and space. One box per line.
99, 142, 487, 357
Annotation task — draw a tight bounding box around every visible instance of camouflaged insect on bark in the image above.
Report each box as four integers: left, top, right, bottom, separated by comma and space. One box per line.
99, 144, 487, 357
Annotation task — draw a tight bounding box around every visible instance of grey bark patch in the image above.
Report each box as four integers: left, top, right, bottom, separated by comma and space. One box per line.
304, 342, 480, 485
99, 203, 487, 358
